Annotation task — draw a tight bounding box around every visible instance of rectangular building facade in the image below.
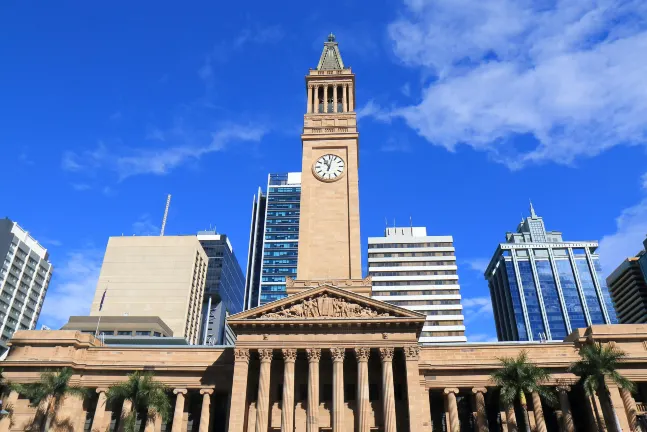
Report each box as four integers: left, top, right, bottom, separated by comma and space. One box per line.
89, 236, 207, 345
368, 227, 466, 343
244, 172, 301, 309
0, 218, 53, 343
485, 204, 618, 342
607, 237, 647, 324
197, 232, 245, 345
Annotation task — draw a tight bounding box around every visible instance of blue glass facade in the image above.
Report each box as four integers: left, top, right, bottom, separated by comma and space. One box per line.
197, 234, 245, 345
485, 205, 618, 341
244, 173, 301, 309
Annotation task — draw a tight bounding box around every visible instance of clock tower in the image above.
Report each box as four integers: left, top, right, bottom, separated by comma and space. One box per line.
291, 34, 370, 295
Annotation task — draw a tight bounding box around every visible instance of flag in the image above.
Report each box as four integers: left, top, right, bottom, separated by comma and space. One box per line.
99, 288, 108, 311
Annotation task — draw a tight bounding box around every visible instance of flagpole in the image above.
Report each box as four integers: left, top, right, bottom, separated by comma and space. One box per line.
95, 282, 108, 342
94, 314, 102, 339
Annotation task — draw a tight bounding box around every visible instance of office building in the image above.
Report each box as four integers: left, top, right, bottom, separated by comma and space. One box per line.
0, 218, 53, 343
368, 227, 466, 343
244, 172, 301, 309
88, 236, 207, 344
607, 236, 647, 324
197, 231, 245, 345
485, 203, 618, 342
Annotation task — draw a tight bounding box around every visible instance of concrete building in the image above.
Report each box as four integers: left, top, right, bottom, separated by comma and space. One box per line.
197, 231, 244, 345
485, 203, 618, 342
368, 227, 466, 343
607, 236, 647, 324
0, 218, 53, 344
88, 235, 207, 345
6, 35, 647, 432
244, 172, 301, 309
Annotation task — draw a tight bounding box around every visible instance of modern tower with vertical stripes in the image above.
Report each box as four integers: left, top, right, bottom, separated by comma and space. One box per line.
485, 203, 618, 341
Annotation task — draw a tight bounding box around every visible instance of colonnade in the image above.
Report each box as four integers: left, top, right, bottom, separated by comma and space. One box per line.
306, 82, 354, 114
229, 345, 418, 432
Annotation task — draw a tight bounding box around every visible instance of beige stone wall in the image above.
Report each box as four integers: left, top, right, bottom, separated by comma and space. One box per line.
88, 236, 207, 344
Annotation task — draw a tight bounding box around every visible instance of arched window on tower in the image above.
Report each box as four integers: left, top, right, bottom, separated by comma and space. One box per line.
336, 85, 343, 112
327, 85, 334, 113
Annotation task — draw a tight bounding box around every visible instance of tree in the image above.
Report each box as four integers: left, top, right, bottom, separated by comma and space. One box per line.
106, 371, 171, 432
570, 342, 634, 432
11, 367, 88, 432
491, 350, 556, 432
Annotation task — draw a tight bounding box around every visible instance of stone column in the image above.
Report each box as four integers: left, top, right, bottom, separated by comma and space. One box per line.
331, 347, 346, 432
404, 345, 423, 432
199, 389, 213, 432
333, 84, 338, 113
255, 348, 273, 432
342, 84, 347, 112
379, 348, 396, 432
90, 388, 108, 432
620, 387, 638, 431
229, 349, 250, 432
505, 404, 518, 432
0, 390, 18, 432
306, 348, 321, 432
323, 84, 328, 113
117, 399, 133, 432
531, 392, 547, 432
171, 389, 187, 432
348, 83, 354, 111
557, 386, 574, 432
281, 348, 297, 432
444, 388, 460, 432
307, 84, 313, 114
355, 347, 371, 432
472, 388, 489, 432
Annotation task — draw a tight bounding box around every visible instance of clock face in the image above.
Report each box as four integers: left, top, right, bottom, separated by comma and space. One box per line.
313, 154, 345, 181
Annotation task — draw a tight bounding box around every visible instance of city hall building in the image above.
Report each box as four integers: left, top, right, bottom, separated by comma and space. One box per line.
2, 36, 647, 432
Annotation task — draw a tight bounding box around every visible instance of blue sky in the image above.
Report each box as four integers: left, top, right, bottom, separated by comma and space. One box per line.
2, 1, 647, 342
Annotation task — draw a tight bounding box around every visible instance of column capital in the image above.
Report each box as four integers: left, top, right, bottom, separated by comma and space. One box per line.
306, 348, 321, 362
173, 388, 188, 395
96, 387, 108, 394
258, 348, 273, 362
200, 388, 214, 395
379, 347, 394, 361
282, 348, 297, 362
404, 345, 420, 361
444, 388, 459, 395
556, 385, 571, 393
354, 347, 370, 362
472, 387, 488, 394
234, 348, 250, 363
330, 347, 345, 362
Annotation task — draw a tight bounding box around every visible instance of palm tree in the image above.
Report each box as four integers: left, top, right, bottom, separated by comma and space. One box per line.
106, 371, 171, 432
491, 350, 556, 432
570, 342, 634, 432
11, 367, 88, 432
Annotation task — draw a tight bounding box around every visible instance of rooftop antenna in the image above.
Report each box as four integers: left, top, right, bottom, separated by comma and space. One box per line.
160, 194, 171, 236
410, 216, 413, 235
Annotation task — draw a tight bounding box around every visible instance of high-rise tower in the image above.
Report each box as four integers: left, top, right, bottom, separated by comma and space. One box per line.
485, 203, 618, 342
293, 34, 368, 295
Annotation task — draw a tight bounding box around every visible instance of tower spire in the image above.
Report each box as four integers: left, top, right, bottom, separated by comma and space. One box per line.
317, 33, 345, 71
529, 200, 537, 218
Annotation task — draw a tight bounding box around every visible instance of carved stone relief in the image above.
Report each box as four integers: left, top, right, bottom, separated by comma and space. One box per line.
258, 294, 390, 319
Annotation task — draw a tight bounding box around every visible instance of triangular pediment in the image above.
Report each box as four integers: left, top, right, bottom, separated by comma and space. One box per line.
228, 285, 425, 323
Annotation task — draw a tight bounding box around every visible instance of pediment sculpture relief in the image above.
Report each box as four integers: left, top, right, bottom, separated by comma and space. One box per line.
259, 294, 391, 319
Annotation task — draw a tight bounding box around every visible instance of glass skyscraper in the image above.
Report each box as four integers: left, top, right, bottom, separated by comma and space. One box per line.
197, 232, 245, 345
485, 203, 618, 342
244, 172, 301, 309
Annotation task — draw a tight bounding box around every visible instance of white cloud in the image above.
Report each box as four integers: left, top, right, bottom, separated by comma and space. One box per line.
62, 124, 266, 180
598, 197, 647, 277
39, 248, 103, 329
642, 172, 647, 190
132, 214, 160, 236
383, 0, 647, 168
461, 296, 494, 324
466, 333, 498, 343
463, 258, 490, 274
